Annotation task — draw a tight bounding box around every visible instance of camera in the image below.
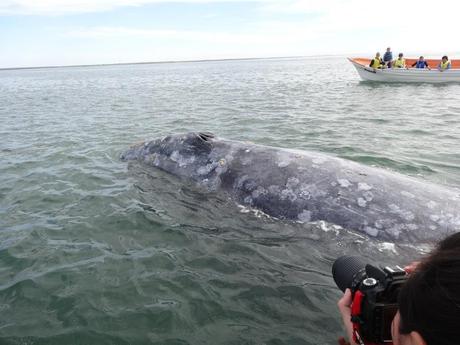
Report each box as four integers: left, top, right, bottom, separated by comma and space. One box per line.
332, 256, 408, 344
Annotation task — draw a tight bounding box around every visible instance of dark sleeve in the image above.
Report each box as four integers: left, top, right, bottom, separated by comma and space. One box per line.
369, 59, 374, 67
411, 61, 417, 67
425, 61, 429, 67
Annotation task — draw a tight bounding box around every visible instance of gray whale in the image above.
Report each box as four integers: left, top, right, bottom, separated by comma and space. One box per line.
121, 132, 460, 242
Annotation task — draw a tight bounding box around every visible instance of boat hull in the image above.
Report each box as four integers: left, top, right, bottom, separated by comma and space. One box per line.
349, 58, 460, 83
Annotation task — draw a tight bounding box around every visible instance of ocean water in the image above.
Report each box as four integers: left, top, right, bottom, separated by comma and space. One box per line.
1, 56, 460, 345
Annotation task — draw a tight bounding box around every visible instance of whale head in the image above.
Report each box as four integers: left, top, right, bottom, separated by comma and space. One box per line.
121, 132, 222, 183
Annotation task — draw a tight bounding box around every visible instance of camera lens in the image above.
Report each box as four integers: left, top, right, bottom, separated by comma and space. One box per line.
332, 256, 368, 292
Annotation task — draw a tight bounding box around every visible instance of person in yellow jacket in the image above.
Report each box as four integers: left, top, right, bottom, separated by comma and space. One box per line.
369, 52, 384, 69
437, 55, 451, 71
392, 53, 407, 69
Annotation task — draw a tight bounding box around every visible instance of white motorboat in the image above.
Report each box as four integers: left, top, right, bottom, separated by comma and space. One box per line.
349, 57, 460, 83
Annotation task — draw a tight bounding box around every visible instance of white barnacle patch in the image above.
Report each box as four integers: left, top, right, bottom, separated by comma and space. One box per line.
170, 150, 180, 162
429, 214, 440, 222
401, 191, 415, 198
407, 224, 418, 230
387, 225, 403, 239
358, 182, 372, 191
277, 152, 294, 168
197, 163, 217, 175
357, 197, 367, 207
402, 210, 415, 221
388, 204, 414, 221
280, 189, 297, 201
218, 158, 226, 166
426, 201, 437, 209
244, 196, 253, 204
245, 149, 250, 153
312, 157, 326, 165
363, 191, 374, 202
278, 160, 290, 168
298, 210, 312, 222
299, 185, 311, 199
374, 220, 384, 229
170, 150, 195, 167
286, 177, 300, 189
364, 226, 379, 237
388, 204, 400, 212
338, 179, 351, 188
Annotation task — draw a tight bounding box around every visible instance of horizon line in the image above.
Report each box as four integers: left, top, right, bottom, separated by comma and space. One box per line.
0, 54, 349, 71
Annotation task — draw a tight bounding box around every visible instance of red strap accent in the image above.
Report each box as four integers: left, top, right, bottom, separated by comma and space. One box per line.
351, 290, 365, 344
350, 291, 393, 345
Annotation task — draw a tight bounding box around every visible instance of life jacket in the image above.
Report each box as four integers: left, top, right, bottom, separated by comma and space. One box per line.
415, 60, 426, 68
440, 60, 451, 69
393, 58, 405, 68
370, 58, 381, 68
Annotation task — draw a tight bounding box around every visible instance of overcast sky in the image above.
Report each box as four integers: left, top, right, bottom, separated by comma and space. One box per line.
1, 0, 459, 68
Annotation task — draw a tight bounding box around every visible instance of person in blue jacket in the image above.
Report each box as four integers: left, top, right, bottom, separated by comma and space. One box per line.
411, 56, 431, 70
383, 47, 393, 68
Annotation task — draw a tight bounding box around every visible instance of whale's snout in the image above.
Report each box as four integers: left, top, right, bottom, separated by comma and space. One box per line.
120, 142, 145, 161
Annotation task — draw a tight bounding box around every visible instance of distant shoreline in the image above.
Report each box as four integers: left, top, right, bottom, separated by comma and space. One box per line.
2, 52, 458, 71
0, 54, 345, 71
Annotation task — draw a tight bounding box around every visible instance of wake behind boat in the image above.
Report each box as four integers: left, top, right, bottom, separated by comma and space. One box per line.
349, 57, 460, 83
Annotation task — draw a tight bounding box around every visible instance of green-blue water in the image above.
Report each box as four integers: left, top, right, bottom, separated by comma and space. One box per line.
1, 57, 460, 344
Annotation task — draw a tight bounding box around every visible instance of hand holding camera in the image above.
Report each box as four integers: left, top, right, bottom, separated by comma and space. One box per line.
333, 256, 407, 344
333, 232, 460, 345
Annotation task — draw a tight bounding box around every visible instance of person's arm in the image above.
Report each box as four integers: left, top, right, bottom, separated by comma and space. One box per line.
369, 59, 374, 67
411, 61, 417, 67
425, 61, 431, 70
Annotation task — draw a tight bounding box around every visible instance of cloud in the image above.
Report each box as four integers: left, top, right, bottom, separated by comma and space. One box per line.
64, 24, 319, 47
0, 0, 271, 15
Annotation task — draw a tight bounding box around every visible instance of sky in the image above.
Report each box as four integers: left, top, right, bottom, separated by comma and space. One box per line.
1, 0, 459, 68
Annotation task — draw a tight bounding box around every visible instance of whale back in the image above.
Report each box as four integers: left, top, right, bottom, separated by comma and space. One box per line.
122, 132, 460, 242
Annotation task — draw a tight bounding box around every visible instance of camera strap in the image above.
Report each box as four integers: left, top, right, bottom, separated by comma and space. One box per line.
351, 291, 390, 345
351, 290, 366, 345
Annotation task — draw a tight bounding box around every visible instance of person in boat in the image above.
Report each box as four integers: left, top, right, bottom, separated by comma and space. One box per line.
337, 231, 460, 345
437, 55, 451, 71
383, 47, 393, 68
411, 56, 431, 70
392, 53, 407, 69
369, 52, 384, 69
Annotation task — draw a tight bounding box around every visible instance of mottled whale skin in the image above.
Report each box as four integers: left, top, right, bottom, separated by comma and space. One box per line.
121, 132, 460, 242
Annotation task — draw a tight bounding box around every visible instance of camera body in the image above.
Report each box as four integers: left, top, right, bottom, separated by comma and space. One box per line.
332, 256, 408, 344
